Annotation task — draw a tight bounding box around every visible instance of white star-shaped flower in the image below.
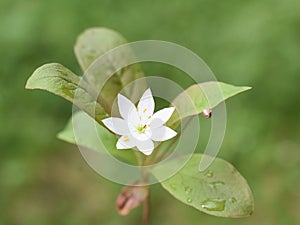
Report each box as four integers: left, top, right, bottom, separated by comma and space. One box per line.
102, 89, 177, 155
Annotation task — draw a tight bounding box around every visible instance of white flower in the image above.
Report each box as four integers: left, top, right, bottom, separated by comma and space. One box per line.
102, 89, 177, 155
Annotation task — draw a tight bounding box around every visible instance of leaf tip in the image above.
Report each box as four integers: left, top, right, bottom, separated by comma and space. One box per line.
25, 74, 33, 89
25, 63, 58, 90
244, 86, 252, 91
25, 80, 31, 89
25, 69, 38, 90
25, 75, 35, 90
56, 132, 64, 141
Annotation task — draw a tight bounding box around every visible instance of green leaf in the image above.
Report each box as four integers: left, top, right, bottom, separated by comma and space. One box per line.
25, 63, 108, 124
167, 82, 251, 127
57, 110, 137, 164
74, 27, 147, 114
151, 154, 254, 218
75, 27, 127, 70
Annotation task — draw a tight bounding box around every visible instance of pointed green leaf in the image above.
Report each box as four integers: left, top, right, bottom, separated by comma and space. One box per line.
74, 27, 147, 114
25, 63, 107, 124
151, 154, 254, 218
57, 111, 137, 164
167, 82, 251, 127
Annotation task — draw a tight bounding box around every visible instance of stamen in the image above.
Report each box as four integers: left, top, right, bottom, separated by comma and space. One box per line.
137, 124, 148, 134
143, 108, 147, 113
124, 135, 130, 142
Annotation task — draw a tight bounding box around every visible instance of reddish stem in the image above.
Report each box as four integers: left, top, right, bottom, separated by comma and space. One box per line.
142, 190, 150, 225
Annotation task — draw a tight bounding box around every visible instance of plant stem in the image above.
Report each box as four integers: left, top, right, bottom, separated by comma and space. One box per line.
145, 140, 165, 165
140, 116, 194, 224
135, 151, 144, 166
142, 189, 150, 225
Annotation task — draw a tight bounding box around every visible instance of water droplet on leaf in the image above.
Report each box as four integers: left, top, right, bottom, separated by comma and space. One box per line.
204, 170, 213, 178
201, 198, 226, 211
184, 186, 193, 194
186, 197, 193, 203
209, 181, 225, 189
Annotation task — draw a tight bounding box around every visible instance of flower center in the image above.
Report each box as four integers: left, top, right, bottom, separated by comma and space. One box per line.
136, 124, 147, 134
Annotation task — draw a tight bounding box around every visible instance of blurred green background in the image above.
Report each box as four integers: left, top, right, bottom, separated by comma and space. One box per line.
1, 0, 300, 224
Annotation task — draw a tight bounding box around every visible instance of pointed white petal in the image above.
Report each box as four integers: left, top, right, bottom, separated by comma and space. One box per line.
136, 139, 154, 155
102, 117, 129, 135
118, 94, 137, 120
150, 118, 164, 128
137, 89, 155, 120
152, 107, 175, 124
127, 107, 140, 127
151, 126, 177, 141
116, 135, 136, 149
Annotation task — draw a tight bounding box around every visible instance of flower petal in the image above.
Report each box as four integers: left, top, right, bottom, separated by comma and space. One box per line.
150, 118, 164, 128
136, 139, 154, 155
137, 89, 155, 121
102, 117, 129, 135
118, 94, 137, 120
116, 135, 136, 149
151, 126, 177, 142
151, 107, 175, 126
127, 107, 140, 127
